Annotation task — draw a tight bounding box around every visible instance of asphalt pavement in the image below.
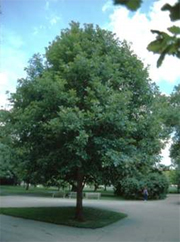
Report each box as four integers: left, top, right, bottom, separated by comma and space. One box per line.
0, 194, 180, 242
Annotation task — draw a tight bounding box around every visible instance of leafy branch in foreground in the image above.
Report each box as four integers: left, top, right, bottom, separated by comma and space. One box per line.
113, 0, 180, 67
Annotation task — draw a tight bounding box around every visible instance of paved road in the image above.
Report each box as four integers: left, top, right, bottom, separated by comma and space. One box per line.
0, 195, 180, 242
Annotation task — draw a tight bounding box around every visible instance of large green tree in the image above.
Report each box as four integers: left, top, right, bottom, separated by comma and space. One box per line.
169, 84, 180, 192
0, 110, 19, 184
6, 22, 168, 220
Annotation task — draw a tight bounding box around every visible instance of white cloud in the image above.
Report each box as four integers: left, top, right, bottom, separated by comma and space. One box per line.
0, 29, 28, 108
160, 139, 172, 166
106, 0, 180, 84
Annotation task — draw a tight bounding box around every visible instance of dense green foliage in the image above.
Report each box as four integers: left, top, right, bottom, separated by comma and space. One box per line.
144, 173, 169, 199
170, 85, 180, 163
0, 22, 170, 219
159, 84, 180, 193
0, 110, 20, 185
115, 172, 169, 199
164, 169, 180, 191
114, 0, 142, 11
169, 84, 180, 192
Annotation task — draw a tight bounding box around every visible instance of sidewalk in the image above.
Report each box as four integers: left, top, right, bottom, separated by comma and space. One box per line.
0, 195, 180, 242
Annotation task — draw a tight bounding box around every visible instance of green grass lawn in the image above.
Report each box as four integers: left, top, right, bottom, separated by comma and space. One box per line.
0, 185, 57, 197
0, 206, 127, 229
0, 185, 125, 200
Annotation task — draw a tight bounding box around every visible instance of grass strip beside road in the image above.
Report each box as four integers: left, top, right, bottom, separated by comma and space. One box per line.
0, 185, 54, 197
0, 206, 127, 229
0, 185, 125, 200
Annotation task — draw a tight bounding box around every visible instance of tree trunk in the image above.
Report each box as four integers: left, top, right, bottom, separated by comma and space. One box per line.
71, 183, 77, 192
94, 183, 99, 191
25, 183, 29, 190
75, 167, 84, 221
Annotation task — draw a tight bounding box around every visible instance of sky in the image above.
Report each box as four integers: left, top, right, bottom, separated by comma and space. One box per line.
1, 0, 180, 165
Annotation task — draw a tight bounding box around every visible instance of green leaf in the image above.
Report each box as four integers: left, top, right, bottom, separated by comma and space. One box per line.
114, 0, 142, 11
148, 29, 180, 64
150, 30, 170, 39
157, 53, 166, 68
161, 2, 180, 21
168, 26, 180, 35
147, 39, 164, 53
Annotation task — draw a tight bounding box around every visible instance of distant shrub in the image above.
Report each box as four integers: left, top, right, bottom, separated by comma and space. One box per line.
114, 173, 169, 200
143, 173, 169, 199
120, 177, 144, 199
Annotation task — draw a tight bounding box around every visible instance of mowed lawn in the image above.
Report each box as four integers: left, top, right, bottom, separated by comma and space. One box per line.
0, 206, 127, 229
0, 185, 125, 200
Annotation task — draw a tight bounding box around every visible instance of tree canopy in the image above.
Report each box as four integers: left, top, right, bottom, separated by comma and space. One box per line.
1, 22, 170, 220
169, 84, 180, 191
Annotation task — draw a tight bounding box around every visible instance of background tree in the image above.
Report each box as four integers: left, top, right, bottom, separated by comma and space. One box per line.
113, 0, 180, 67
169, 84, 180, 192
0, 110, 20, 185
5, 22, 169, 221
